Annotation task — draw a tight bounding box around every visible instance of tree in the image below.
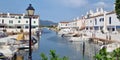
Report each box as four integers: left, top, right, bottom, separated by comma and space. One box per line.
115, 0, 120, 20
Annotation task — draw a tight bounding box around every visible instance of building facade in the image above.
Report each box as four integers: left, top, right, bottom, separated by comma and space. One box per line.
58, 8, 120, 33
57, 22, 69, 30
0, 13, 40, 33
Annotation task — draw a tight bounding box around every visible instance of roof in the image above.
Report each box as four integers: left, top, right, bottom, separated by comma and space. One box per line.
106, 11, 115, 15
85, 11, 116, 19
0, 13, 39, 18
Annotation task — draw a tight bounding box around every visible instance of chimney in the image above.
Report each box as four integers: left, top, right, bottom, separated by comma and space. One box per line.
7, 13, 10, 18
86, 12, 89, 15
76, 17, 79, 20
89, 10, 93, 14
100, 8, 104, 13
96, 8, 99, 12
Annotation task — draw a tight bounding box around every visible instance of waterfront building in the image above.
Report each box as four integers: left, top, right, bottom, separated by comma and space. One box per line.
0, 13, 40, 33
84, 8, 105, 31
58, 8, 120, 33
84, 9, 120, 33
57, 22, 69, 30
69, 20, 80, 30
58, 19, 84, 31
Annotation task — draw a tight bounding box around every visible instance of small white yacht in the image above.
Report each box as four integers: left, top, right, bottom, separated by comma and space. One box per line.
67, 34, 90, 42
58, 28, 74, 37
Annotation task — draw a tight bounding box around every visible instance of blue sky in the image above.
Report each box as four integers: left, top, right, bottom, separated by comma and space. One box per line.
0, 0, 115, 22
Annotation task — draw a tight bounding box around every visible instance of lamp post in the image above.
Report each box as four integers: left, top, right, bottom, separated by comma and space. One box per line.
26, 4, 35, 60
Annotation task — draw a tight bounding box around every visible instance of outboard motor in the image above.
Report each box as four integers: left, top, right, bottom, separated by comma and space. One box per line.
31, 37, 37, 45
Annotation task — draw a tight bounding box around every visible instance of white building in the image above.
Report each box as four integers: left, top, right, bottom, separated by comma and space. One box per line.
58, 19, 84, 31
57, 22, 69, 30
84, 10, 120, 33
58, 8, 120, 33
0, 13, 40, 33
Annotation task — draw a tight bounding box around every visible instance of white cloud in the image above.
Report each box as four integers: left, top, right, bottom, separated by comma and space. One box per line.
59, 0, 88, 8
93, 1, 114, 11
94, 2, 107, 8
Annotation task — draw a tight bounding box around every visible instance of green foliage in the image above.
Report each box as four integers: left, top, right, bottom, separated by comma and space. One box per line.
94, 47, 110, 60
115, 0, 120, 20
111, 48, 120, 60
40, 50, 69, 60
94, 47, 120, 60
40, 52, 48, 60
49, 50, 59, 60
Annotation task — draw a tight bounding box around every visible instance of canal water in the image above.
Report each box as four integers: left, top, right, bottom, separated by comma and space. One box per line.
32, 28, 100, 60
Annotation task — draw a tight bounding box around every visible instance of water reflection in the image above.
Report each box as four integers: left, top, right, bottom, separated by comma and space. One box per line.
32, 28, 100, 60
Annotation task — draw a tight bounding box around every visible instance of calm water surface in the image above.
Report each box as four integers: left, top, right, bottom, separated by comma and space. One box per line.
32, 28, 99, 60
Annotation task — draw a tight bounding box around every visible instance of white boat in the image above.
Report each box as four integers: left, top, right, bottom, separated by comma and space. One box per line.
61, 33, 76, 37
58, 28, 75, 37
58, 29, 70, 36
0, 45, 17, 57
66, 34, 90, 42
68, 37, 83, 42
100, 43, 120, 52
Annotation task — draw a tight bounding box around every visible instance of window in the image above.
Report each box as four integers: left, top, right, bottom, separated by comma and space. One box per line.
90, 20, 92, 23
99, 18, 104, 22
18, 20, 20, 23
94, 26, 99, 30
34, 21, 36, 24
109, 17, 111, 24
17, 26, 21, 28
32, 26, 36, 28
100, 26, 103, 30
99, 18, 101, 22
66, 24, 67, 26
87, 14, 90, 18
95, 19, 97, 25
19, 16, 21, 19
102, 18, 104, 21
2, 19, 4, 23
26, 21, 28, 23
112, 28, 115, 31
25, 26, 29, 28
86, 27, 88, 30
9, 20, 13, 24
74, 23, 77, 25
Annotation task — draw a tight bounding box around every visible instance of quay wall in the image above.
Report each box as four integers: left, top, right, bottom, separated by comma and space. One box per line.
81, 30, 120, 42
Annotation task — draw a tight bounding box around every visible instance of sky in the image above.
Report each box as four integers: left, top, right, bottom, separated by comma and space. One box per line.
0, 0, 115, 22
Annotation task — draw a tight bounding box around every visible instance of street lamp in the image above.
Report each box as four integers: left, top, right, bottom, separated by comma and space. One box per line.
26, 4, 35, 60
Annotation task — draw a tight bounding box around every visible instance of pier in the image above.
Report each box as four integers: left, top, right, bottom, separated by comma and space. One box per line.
90, 37, 115, 44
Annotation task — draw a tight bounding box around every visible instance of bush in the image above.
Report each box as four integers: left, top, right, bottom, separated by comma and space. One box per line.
40, 50, 69, 60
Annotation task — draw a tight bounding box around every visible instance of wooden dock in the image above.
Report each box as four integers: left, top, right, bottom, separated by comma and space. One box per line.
90, 37, 118, 44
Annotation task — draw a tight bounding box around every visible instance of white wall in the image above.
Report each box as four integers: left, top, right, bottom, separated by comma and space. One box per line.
106, 13, 120, 26
0, 17, 39, 26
